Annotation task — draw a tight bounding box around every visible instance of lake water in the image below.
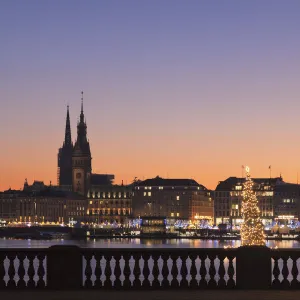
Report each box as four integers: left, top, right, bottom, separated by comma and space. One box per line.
0, 238, 299, 248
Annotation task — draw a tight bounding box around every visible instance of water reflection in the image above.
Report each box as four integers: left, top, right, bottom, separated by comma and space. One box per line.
0, 238, 299, 248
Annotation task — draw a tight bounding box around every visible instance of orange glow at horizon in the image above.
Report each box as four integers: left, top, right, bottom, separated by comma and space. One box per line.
2, 120, 300, 192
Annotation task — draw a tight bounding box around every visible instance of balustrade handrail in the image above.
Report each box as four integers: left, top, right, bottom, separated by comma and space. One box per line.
0, 247, 240, 253
0, 247, 238, 251
81, 247, 238, 254
270, 248, 300, 253
0, 248, 48, 252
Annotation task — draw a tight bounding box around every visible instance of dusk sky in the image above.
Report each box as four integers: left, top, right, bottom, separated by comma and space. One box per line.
1, 0, 300, 191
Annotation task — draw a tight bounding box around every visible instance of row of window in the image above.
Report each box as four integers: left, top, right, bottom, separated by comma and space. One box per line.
89, 200, 130, 206
142, 192, 182, 200
282, 199, 295, 203
217, 191, 299, 197
69, 212, 84, 216
88, 211, 130, 216
137, 186, 202, 190
170, 213, 180, 217
88, 192, 130, 199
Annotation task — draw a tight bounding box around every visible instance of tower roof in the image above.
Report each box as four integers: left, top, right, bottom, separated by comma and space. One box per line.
80, 91, 84, 123
64, 105, 72, 147
73, 91, 91, 157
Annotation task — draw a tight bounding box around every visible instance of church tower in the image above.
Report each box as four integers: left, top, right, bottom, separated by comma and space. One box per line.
58, 105, 73, 187
72, 92, 92, 196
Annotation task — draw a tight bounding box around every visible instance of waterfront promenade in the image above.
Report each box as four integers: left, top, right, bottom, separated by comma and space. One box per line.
2, 290, 300, 300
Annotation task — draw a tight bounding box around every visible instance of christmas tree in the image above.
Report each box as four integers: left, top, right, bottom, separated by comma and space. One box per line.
240, 166, 265, 246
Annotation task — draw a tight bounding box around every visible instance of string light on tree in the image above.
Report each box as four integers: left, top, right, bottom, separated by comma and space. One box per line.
240, 166, 265, 246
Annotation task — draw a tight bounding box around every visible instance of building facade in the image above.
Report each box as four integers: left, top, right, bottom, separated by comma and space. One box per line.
0, 183, 86, 225
86, 184, 132, 224
0, 190, 19, 223
132, 176, 213, 222
273, 183, 300, 224
214, 176, 283, 226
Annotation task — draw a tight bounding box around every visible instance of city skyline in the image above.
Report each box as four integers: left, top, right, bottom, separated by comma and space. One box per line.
2, 1, 300, 190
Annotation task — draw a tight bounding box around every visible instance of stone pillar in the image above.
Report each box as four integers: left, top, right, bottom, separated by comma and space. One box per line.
47, 245, 82, 289
236, 246, 271, 289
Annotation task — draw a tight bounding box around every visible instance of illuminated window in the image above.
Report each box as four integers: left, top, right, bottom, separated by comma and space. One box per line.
148, 192, 151, 196
159, 186, 163, 190
176, 213, 180, 217
144, 192, 146, 196
176, 196, 180, 201
235, 186, 242, 190
264, 191, 273, 196
171, 213, 174, 217
145, 187, 148, 190
89, 201, 92, 205
148, 187, 152, 190
231, 204, 238, 210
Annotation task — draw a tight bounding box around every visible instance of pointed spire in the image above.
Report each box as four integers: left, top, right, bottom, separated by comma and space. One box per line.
76, 90, 89, 148
64, 105, 72, 146
80, 91, 84, 123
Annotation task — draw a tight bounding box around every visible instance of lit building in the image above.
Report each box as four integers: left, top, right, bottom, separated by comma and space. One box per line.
86, 184, 132, 224
273, 183, 300, 224
214, 176, 284, 226
0, 190, 19, 223
0, 181, 86, 225
132, 176, 213, 223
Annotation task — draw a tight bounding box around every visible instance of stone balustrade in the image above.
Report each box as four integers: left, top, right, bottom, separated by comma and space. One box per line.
0, 246, 300, 290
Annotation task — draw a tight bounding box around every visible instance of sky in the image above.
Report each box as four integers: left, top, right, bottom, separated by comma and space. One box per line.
1, 0, 300, 191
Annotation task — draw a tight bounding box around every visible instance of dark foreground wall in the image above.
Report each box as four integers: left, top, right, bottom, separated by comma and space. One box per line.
0, 246, 299, 290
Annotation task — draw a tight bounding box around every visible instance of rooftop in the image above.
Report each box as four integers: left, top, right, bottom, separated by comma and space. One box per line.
137, 176, 207, 189
91, 174, 115, 186
215, 176, 284, 191
0, 188, 85, 200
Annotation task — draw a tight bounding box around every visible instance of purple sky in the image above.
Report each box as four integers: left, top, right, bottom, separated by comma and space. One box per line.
1, 0, 300, 190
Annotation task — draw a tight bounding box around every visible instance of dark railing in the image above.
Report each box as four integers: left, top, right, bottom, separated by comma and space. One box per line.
1, 246, 300, 290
